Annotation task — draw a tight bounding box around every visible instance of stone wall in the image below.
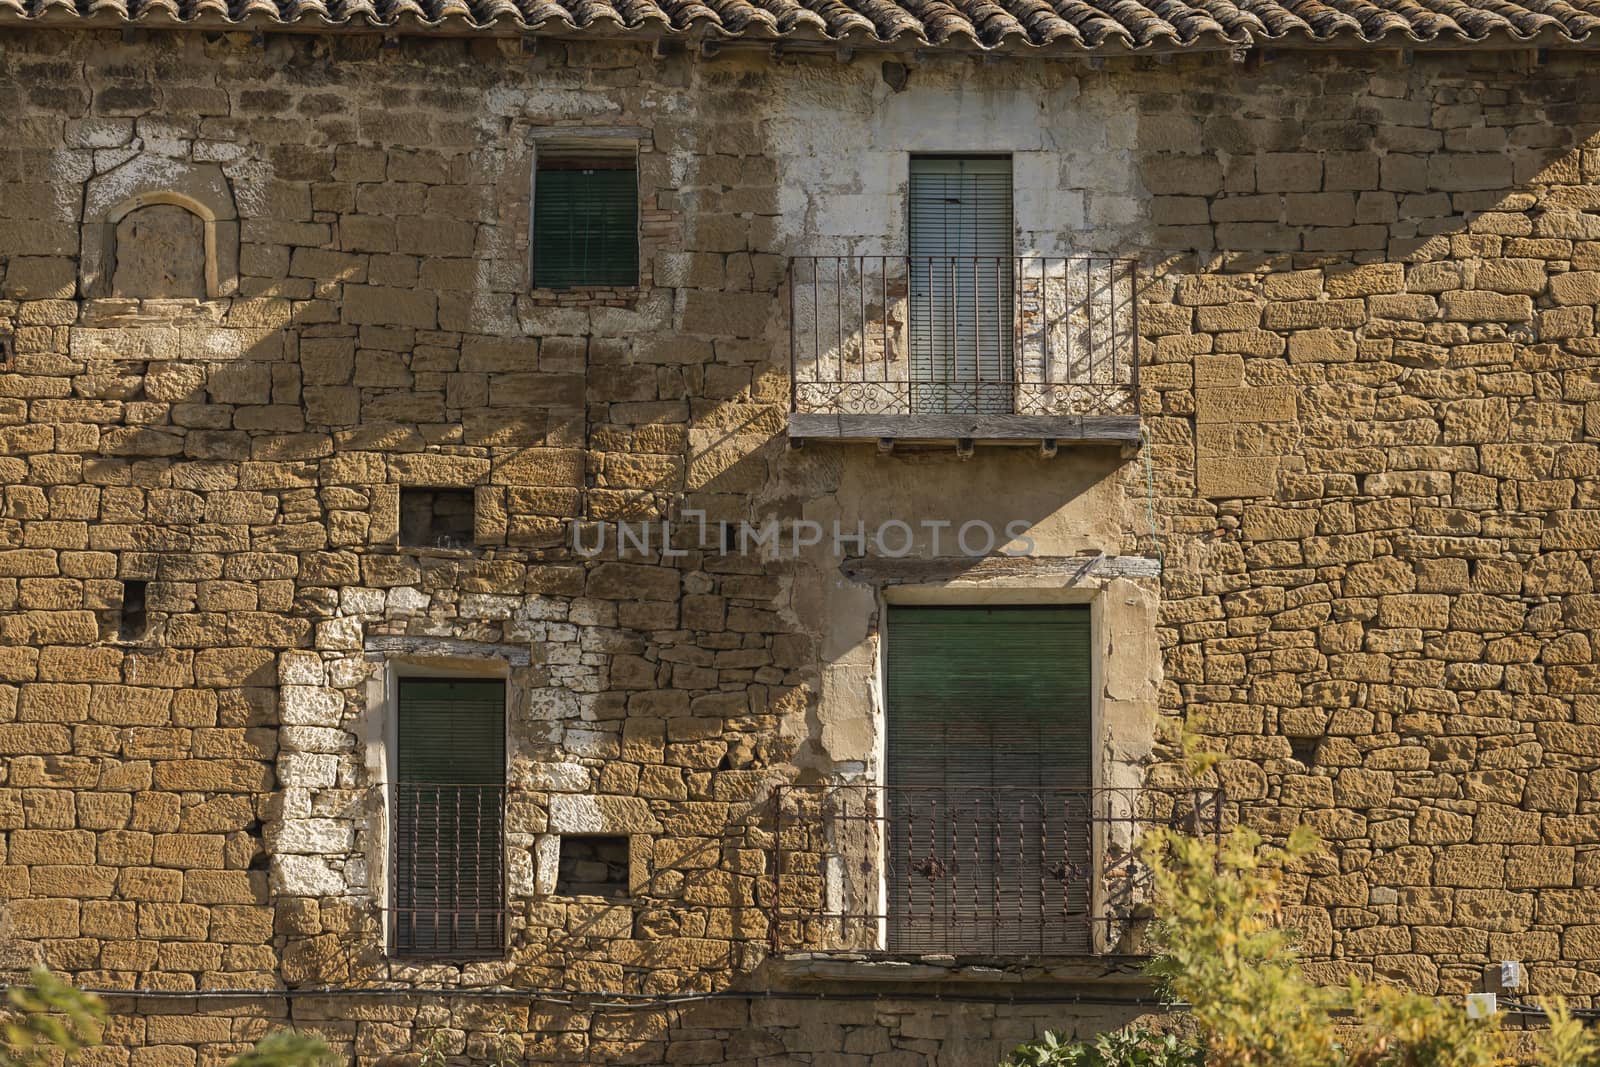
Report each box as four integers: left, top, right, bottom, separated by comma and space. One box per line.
0, 26, 1598, 1064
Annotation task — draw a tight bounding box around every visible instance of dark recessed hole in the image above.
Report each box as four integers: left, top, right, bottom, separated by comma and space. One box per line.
1288, 736, 1320, 766
399, 488, 476, 550
0, 334, 13, 370
119, 580, 148, 641
556, 835, 629, 898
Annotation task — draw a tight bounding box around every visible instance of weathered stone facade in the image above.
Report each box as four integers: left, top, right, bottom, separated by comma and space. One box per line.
0, 25, 1599, 1064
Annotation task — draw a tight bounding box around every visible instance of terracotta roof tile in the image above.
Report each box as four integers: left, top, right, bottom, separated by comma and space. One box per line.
3, 0, 1599, 50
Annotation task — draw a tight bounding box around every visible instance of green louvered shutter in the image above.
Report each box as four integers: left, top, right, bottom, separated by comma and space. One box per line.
908, 156, 1015, 414
533, 164, 639, 289
393, 679, 506, 957
886, 605, 1092, 955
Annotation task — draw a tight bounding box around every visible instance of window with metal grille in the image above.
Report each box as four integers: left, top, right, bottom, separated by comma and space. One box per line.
885, 604, 1092, 955
391, 678, 506, 958
533, 153, 639, 289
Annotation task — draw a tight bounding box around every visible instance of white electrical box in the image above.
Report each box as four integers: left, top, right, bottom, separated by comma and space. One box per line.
1466, 993, 1498, 1019
1500, 961, 1522, 989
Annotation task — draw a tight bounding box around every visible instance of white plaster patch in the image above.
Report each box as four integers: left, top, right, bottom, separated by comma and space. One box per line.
280, 686, 344, 726
548, 794, 605, 833
272, 855, 347, 897
269, 818, 356, 855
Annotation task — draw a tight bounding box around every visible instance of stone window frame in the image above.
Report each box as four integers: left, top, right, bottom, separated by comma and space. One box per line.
871, 570, 1160, 956
532, 803, 654, 901
370, 482, 501, 558
362, 645, 525, 961
79, 156, 240, 300
525, 126, 650, 296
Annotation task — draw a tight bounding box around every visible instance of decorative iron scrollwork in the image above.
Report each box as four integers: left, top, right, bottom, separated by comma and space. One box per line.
911, 855, 947, 881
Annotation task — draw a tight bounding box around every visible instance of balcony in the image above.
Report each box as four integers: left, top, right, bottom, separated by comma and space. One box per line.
788, 256, 1141, 448
768, 785, 1220, 961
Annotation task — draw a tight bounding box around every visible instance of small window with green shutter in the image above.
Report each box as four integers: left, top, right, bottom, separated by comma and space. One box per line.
533, 152, 639, 290
391, 678, 506, 958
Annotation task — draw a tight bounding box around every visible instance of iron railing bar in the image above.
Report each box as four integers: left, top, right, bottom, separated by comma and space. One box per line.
785, 255, 1138, 419
787, 258, 796, 411
859, 257, 867, 387
838, 255, 851, 388
882, 256, 889, 385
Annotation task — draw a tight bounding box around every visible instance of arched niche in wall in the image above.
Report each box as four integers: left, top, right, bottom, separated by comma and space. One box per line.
80, 157, 239, 300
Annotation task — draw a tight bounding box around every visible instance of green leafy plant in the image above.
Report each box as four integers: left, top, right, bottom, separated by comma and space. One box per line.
1, 970, 105, 1067
1003, 1026, 1204, 1066
1539, 1000, 1599, 1067
0, 970, 334, 1067
484, 1011, 523, 1067
416, 1028, 455, 1067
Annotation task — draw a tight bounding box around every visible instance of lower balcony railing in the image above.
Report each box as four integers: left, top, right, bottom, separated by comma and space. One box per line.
769, 785, 1221, 958
789, 256, 1140, 420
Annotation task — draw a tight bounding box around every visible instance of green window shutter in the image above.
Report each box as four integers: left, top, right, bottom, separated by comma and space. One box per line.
534, 166, 639, 289
908, 156, 1015, 414
393, 679, 505, 957
885, 605, 1092, 955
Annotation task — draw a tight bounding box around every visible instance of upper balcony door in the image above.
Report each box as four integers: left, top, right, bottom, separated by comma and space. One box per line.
908, 156, 1015, 415
885, 605, 1093, 956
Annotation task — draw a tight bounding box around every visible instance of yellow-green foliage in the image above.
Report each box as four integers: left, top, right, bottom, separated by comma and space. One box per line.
1139, 821, 1590, 1067
1144, 823, 1345, 1066
1539, 1000, 1600, 1067
1, 970, 104, 1067
0, 971, 334, 1067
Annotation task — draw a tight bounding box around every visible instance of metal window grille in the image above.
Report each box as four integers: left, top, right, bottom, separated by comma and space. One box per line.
391, 679, 506, 958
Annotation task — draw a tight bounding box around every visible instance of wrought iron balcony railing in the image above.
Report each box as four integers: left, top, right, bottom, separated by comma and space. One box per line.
789, 256, 1140, 420
769, 785, 1220, 958
390, 782, 506, 958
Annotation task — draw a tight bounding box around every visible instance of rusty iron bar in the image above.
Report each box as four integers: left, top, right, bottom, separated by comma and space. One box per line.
391, 783, 506, 959
766, 785, 1222, 958
788, 255, 1139, 418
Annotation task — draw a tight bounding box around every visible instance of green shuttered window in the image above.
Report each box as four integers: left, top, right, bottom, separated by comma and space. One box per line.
392, 678, 506, 957
534, 161, 639, 289
907, 156, 1015, 414
886, 605, 1092, 955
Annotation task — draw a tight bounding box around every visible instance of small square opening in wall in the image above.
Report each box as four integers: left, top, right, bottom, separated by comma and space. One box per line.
399, 488, 477, 550
556, 835, 630, 898
1288, 736, 1321, 766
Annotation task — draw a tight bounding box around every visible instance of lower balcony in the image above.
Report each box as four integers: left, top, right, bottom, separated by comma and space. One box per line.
788, 256, 1141, 448
768, 785, 1219, 961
